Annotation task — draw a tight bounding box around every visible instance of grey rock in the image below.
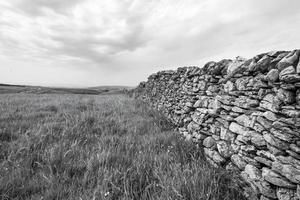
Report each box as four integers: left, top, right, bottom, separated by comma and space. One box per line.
217, 141, 234, 158
231, 154, 247, 169
244, 164, 262, 181
260, 94, 281, 113
290, 144, 300, 154
266, 69, 279, 82
254, 156, 272, 167
235, 114, 256, 129
276, 187, 298, 200
204, 148, 226, 165
276, 50, 300, 71
220, 126, 236, 141
263, 133, 290, 150
203, 137, 217, 149
224, 81, 235, 92
257, 181, 277, 199
277, 88, 296, 105
262, 168, 296, 188
229, 122, 249, 135
272, 161, 300, 184
263, 111, 278, 121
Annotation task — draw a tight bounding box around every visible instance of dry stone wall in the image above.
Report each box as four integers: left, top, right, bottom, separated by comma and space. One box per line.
133, 50, 300, 200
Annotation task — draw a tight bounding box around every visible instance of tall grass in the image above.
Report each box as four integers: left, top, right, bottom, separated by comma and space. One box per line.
0, 94, 245, 200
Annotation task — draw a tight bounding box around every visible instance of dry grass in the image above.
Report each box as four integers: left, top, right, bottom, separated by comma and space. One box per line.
0, 94, 245, 200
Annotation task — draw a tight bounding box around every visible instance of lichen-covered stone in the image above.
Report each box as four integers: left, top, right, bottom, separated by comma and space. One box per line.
266, 69, 279, 82
262, 168, 296, 188
203, 137, 217, 149
231, 154, 247, 170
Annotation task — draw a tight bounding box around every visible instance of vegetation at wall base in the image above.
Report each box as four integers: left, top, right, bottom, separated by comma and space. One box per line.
0, 94, 246, 200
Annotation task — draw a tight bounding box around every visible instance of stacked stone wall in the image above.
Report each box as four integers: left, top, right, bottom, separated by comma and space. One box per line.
134, 50, 300, 200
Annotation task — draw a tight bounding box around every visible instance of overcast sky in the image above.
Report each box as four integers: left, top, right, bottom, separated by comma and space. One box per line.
0, 0, 300, 87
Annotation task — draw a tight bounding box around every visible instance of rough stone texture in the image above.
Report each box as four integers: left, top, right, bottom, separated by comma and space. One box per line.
132, 49, 300, 200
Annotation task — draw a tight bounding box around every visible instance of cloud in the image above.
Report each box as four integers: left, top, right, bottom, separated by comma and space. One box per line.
0, 0, 300, 86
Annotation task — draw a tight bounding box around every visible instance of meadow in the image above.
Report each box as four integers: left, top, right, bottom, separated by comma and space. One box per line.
0, 93, 246, 200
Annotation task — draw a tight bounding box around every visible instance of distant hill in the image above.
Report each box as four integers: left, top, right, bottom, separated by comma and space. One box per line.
0, 84, 132, 95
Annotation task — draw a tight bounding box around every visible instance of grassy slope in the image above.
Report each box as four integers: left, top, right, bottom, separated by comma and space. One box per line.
0, 94, 245, 200
0, 84, 129, 95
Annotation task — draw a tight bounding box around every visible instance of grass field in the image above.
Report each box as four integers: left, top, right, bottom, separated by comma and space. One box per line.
0, 94, 246, 200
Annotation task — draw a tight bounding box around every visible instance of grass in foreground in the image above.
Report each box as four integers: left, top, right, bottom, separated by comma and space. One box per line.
0, 94, 246, 200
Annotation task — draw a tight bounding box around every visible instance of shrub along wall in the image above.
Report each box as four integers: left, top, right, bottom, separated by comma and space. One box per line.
133, 50, 300, 200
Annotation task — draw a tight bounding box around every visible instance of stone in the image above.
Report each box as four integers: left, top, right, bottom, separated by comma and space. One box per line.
229, 122, 249, 135
224, 81, 235, 92
260, 196, 273, 200
251, 133, 266, 147
266, 69, 279, 82
204, 148, 226, 165
270, 128, 294, 143
257, 116, 272, 130
203, 137, 217, 149
279, 66, 300, 83
227, 56, 246, 74
231, 154, 247, 170
260, 94, 281, 113
272, 161, 300, 184
276, 50, 300, 71
263, 111, 278, 121
220, 126, 236, 141
276, 188, 298, 200
263, 133, 289, 150
280, 66, 296, 77
235, 114, 256, 129
232, 106, 248, 113
254, 157, 272, 167
244, 164, 262, 181
297, 59, 300, 74
217, 141, 234, 158
290, 144, 300, 154
262, 168, 296, 188
297, 90, 300, 106
236, 76, 252, 90
277, 89, 296, 105
257, 181, 277, 199
233, 96, 260, 109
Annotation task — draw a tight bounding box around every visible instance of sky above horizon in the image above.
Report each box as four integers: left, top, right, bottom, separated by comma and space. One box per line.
0, 0, 300, 87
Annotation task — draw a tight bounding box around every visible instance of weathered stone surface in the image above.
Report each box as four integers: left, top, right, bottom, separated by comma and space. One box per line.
203, 137, 217, 149
257, 181, 277, 199
272, 161, 300, 184
266, 69, 279, 82
217, 141, 234, 158
276, 50, 300, 71
276, 188, 298, 200
224, 81, 235, 92
279, 66, 300, 83
245, 164, 262, 181
235, 114, 256, 129
263, 133, 289, 150
277, 89, 296, 105
220, 126, 236, 141
227, 56, 246, 74
231, 154, 247, 169
260, 94, 281, 113
229, 122, 249, 135
262, 168, 296, 188
204, 148, 226, 165
254, 156, 272, 167
263, 111, 278, 121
